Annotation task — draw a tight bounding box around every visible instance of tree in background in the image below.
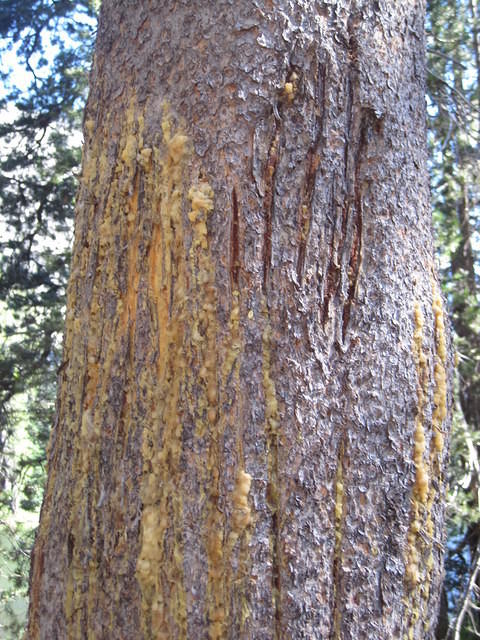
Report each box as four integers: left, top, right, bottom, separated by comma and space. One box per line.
427, 0, 480, 636
27, 1, 452, 638
0, 1, 96, 636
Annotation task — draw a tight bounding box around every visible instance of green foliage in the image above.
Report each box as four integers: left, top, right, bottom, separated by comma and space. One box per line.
427, 0, 480, 636
0, 520, 33, 638
0, 0, 96, 635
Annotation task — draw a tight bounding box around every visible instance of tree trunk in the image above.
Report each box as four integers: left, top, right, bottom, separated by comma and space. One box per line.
27, 1, 453, 638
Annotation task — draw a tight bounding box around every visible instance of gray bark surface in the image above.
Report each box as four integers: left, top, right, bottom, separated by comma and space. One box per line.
27, 2, 452, 639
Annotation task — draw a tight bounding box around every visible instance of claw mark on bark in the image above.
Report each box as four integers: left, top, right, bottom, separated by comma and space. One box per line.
343, 73, 353, 182
341, 198, 362, 342
341, 111, 368, 342
296, 63, 327, 283
262, 125, 280, 294
230, 186, 240, 289
321, 70, 369, 341
321, 178, 339, 325
296, 158, 315, 284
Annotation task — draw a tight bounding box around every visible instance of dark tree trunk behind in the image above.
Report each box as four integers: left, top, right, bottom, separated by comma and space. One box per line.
27, 1, 453, 639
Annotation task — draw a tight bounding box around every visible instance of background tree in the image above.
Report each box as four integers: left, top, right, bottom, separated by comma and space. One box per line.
427, 1, 480, 636
26, 1, 453, 639
0, 1, 96, 636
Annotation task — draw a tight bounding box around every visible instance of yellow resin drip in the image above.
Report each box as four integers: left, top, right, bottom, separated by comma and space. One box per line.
403, 303, 429, 640
136, 108, 190, 639
405, 303, 429, 592
56, 95, 255, 638
221, 288, 254, 632
262, 323, 279, 436
186, 180, 253, 639
283, 71, 298, 102
422, 284, 448, 632
65, 97, 148, 633
404, 289, 448, 638
228, 469, 253, 546
431, 291, 447, 453
185, 179, 227, 640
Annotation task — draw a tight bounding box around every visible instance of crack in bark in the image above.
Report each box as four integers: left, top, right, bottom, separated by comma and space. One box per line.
321, 71, 369, 342
321, 68, 357, 329
265, 450, 282, 640
321, 178, 339, 325
266, 422, 282, 636
296, 62, 327, 284
230, 186, 240, 290
263, 315, 282, 638
341, 110, 370, 342
343, 73, 354, 182
271, 502, 282, 639
262, 123, 281, 294
331, 440, 346, 640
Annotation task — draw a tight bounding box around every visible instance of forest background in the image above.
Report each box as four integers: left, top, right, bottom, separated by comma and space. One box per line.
0, 1, 478, 638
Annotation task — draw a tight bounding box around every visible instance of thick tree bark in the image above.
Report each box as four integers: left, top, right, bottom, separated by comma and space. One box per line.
27, 1, 453, 639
